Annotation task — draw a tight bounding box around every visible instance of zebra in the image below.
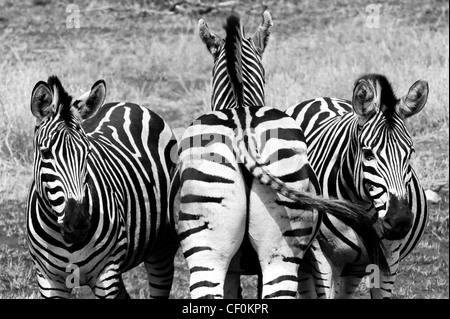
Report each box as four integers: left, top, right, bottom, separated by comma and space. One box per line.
285, 73, 429, 298
27, 76, 178, 298
168, 12, 389, 299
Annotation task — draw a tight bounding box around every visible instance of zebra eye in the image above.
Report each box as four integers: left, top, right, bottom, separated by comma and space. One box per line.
40, 148, 53, 160
362, 148, 375, 161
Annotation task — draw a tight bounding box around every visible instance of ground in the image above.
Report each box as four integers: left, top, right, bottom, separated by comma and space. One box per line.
0, 0, 448, 299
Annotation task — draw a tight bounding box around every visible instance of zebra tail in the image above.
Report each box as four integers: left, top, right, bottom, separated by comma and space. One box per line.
236, 139, 391, 275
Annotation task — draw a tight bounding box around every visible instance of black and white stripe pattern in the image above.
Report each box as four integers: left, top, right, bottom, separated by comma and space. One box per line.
170, 13, 388, 299
286, 74, 429, 298
27, 76, 178, 298
210, 16, 265, 110
172, 105, 324, 299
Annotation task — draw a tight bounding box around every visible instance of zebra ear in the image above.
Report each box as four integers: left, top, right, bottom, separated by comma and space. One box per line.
397, 79, 428, 119
352, 79, 379, 125
75, 80, 106, 120
30, 81, 55, 124
251, 11, 273, 56
198, 19, 224, 58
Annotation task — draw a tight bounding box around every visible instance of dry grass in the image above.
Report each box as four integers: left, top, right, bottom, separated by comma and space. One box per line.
0, 0, 448, 299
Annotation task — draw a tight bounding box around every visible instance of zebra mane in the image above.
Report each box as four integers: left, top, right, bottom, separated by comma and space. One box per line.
224, 13, 244, 108
47, 75, 74, 124
355, 73, 399, 121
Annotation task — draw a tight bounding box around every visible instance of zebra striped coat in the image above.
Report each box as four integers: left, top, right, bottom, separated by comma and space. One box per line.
169, 12, 388, 299
286, 74, 429, 298
27, 76, 178, 298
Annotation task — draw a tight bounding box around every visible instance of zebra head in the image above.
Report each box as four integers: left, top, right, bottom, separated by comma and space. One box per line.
198, 11, 273, 110
351, 74, 428, 240
30, 76, 106, 244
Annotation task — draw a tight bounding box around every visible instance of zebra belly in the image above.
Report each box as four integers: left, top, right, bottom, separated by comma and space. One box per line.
317, 217, 368, 269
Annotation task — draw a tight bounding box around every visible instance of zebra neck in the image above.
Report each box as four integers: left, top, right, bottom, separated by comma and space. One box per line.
339, 120, 374, 206
36, 193, 59, 225
311, 115, 369, 205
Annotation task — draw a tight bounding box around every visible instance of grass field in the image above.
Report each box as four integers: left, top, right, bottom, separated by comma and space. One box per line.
0, 0, 448, 299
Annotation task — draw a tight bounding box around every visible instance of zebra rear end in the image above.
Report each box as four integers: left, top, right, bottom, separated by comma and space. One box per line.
170, 105, 323, 299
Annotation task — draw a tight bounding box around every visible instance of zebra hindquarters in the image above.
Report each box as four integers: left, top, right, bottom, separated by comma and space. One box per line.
248, 179, 321, 299
176, 156, 248, 299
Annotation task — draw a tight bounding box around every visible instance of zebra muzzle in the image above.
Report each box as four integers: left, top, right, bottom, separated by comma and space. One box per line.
59, 198, 91, 244
381, 195, 413, 240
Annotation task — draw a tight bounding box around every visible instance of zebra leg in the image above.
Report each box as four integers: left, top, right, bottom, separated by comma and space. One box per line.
224, 248, 244, 299
181, 205, 246, 299
115, 277, 131, 299
185, 231, 245, 300
297, 249, 317, 299
224, 274, 242, 299
336, 241, 401, 299
370, 241, 402, 299
334, 264, 365, 299
36, 270, 72, 299
248, 182, 317, 299
143, 242, 177, 299
177, 162, 248, 299
93, 268, 129, 299
298, 239, 334, 299
371, 270, 398, 299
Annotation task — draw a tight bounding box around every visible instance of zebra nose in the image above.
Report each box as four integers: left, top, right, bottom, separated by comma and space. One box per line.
60, 198, 91, 244
382, 195, 413, 240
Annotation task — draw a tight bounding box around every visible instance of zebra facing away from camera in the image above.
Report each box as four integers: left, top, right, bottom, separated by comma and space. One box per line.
169, 12, 389, 299
286, 74, 429, 298
27, 76, 178, 298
